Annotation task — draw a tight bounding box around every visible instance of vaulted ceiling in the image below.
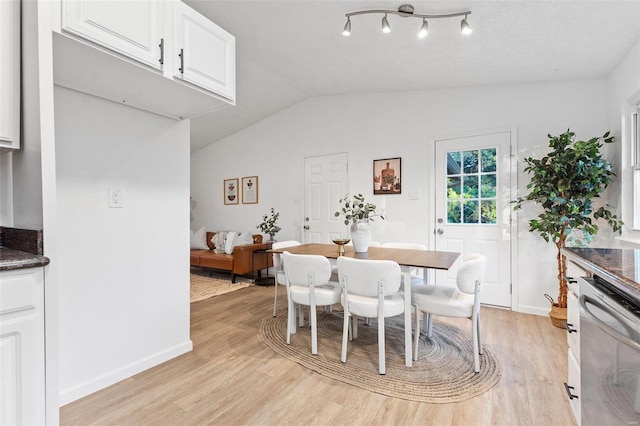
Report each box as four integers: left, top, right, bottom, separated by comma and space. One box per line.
186, 1, 640, 152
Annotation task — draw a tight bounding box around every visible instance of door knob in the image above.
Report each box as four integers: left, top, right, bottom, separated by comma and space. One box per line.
436, 228, 444, 235
304, 225, 310, 230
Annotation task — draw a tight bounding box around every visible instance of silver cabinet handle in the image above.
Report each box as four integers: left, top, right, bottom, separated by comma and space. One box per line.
303, 225, 310, 230
178, 48, 184, 74
158, 38, 164, 65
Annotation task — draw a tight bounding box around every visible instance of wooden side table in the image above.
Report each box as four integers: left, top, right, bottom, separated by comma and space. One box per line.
251, 244, 274, 286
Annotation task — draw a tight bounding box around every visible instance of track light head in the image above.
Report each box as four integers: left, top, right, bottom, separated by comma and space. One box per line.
418, 18, 428, 38
343, 17, 351, 36
382, 14, 391, 33
461, 15, 472, 35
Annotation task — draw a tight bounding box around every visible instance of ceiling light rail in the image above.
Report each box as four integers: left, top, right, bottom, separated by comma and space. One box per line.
342, 4, 472, 37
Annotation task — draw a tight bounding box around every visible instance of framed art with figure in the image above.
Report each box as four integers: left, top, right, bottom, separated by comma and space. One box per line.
373, 158, 401, 194
224, 178, 239, 205
242, 176, 259, 204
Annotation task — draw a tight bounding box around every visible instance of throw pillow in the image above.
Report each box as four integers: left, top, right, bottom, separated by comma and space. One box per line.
212, 231, 228, 254
224, 231, 237, 254
190, 226, 208, 249
233, 230, 254, 247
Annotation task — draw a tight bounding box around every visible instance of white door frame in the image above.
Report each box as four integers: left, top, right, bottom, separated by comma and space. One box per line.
427, 126, 519, 310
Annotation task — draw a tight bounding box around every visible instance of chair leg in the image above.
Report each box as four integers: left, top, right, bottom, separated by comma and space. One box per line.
286, 299, 294, 344
472, 312, 480, 373
341, 312, 350, 364
298, 305, 304, 327
404, 304, 412, 367
477, 312, 483, 355
378, 316, 385, 375
413, 306, 420, 361
310, 304, 318, 355
426, 313, 433, 338
352, 316, 358, 340
273, 283, 279, 317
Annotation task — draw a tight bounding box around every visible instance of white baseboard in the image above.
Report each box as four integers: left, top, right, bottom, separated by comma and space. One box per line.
517, 305, 549, 316
59, 339, 193, 406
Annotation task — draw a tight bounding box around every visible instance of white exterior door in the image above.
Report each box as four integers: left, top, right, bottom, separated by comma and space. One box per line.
303, 153, 349, 243
434, 130, 514, 308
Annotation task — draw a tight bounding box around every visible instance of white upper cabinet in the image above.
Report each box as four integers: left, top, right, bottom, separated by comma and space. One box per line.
54, 0, 236, 118
0, 0, 21, 149
61, 0, 165, 71
173, 1, 235, 101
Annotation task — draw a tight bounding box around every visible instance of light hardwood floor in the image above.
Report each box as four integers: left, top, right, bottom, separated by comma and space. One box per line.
61, 285, 576, 425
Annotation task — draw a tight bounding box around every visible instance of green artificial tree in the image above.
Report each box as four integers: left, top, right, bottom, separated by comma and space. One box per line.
513, 129, 623, 311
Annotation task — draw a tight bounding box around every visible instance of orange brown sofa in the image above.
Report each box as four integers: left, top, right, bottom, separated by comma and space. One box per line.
190, 231, 272, 283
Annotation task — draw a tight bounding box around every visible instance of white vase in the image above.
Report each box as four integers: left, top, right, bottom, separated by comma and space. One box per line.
350, 219, 372, 253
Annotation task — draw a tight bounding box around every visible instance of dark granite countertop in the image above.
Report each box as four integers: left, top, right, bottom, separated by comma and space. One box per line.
563, 247, 640, 308
0, 227, 49, 271
0, 247, 50, 271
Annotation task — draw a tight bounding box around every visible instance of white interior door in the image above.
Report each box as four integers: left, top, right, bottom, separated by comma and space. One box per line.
434, 131, 514, 308
304, 153, 348, 243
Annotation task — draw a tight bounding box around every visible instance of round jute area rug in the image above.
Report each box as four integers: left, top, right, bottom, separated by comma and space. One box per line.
259, 312, 501, 403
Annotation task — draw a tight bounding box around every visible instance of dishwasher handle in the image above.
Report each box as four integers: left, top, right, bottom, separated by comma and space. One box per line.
579, 294, 640, 353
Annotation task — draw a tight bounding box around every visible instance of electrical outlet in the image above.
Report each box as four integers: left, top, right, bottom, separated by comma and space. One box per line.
108, 188, 123, 208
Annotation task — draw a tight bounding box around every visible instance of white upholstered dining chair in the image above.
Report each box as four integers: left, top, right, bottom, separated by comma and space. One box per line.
412, 254, 487, 372
337, 256, 412, 374
282, 252, 341, 355
271, 240, 301, 317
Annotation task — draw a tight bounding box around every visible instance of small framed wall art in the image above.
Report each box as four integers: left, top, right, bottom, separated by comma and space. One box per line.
242, 176, 259, 204
373, 157, 401, 194
223, 178, 239, 205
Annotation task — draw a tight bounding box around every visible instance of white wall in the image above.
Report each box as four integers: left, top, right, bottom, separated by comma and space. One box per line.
54, 87, 192, 404
607, 38, 640, 243
191, 79, 612, 314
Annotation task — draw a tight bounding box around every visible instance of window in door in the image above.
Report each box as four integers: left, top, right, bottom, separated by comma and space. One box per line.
446, 148, 497, 224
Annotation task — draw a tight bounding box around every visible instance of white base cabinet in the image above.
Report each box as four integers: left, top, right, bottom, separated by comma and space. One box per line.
0, 268, 46, 425
0, 0, 21, 149
565, 279, 581, 425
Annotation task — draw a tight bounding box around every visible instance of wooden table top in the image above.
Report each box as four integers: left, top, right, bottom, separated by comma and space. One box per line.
270, 243, 460, 270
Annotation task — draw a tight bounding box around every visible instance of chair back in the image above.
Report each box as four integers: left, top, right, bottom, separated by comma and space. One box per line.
381, 242, 427, 250
337, 256, 401, 297
456, 254, 487, 294
272, 240, 301, 272
283, 251, 332, 287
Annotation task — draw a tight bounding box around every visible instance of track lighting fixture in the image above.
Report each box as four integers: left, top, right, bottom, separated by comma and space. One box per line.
342, 3, 472, 38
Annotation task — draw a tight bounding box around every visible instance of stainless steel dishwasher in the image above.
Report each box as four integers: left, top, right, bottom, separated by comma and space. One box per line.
580, 276, 640, 425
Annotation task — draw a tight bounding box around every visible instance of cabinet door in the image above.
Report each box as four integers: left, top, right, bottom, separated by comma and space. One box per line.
173, 1, 236, 101
567, 349, 581, 425
61, 0, 165, 71
0, 269, 45, 425
0, 0, 20, 149
567, 288, 580, 361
